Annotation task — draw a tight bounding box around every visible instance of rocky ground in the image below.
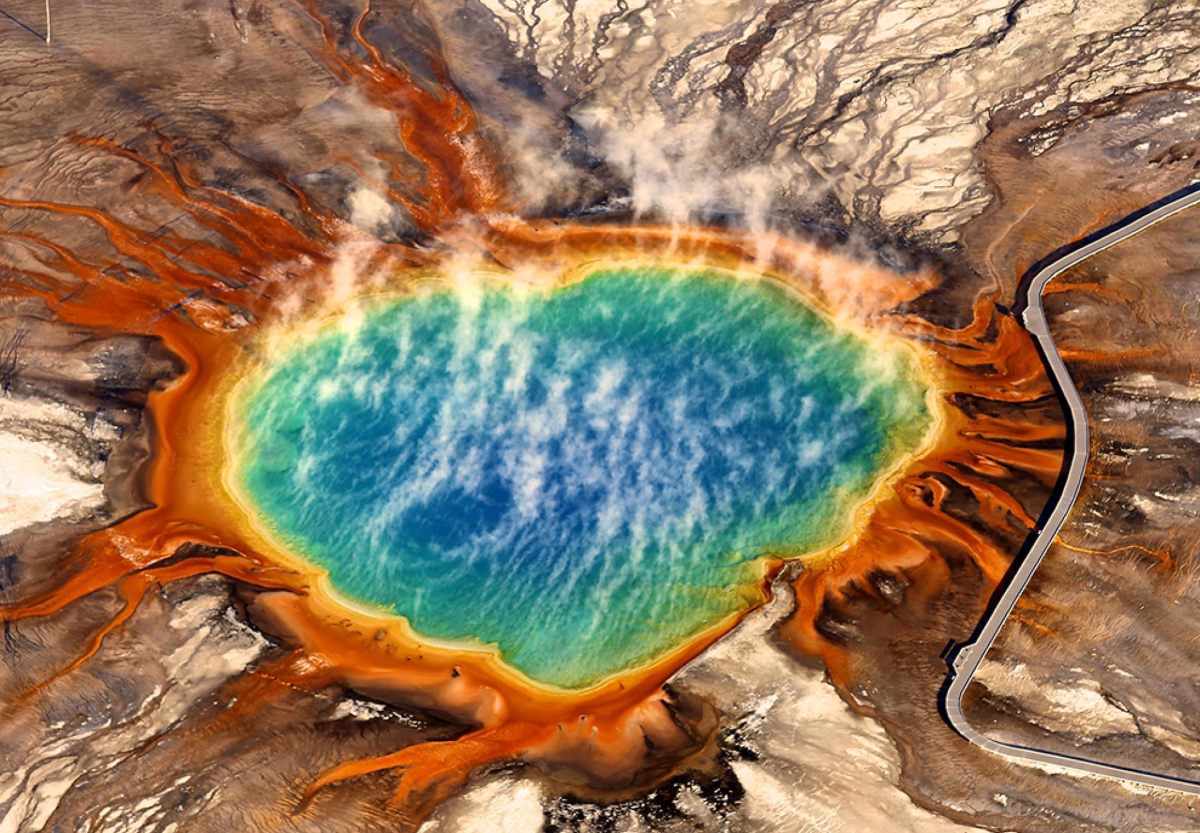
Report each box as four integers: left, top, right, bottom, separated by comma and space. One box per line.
2, 1, 1200, 831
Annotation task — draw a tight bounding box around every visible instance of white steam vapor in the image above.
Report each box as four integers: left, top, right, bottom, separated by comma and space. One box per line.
504, 120, 583, 213
347, 185, 396, 235
576, 106, 783, 233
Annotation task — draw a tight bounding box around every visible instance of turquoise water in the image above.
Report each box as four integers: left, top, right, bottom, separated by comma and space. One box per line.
237, 267, 929, 688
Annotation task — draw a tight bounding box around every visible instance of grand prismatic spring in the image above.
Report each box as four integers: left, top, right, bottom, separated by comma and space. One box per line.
233, 266, 931, 688
1, 3, 1119, 828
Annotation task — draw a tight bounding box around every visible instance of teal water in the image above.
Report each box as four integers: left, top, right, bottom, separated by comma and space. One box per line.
237, 267, 929, 688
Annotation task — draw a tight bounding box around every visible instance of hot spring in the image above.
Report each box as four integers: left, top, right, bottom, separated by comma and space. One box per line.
233, 265, 931, 688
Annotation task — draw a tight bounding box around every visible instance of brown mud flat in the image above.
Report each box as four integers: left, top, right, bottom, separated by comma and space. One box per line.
2, 2, 1200, 831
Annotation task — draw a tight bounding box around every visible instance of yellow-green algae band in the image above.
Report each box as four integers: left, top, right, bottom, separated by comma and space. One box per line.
234, 266, 930, 688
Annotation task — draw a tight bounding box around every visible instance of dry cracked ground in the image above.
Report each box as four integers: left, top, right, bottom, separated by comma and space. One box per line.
2, 0, 1200, 831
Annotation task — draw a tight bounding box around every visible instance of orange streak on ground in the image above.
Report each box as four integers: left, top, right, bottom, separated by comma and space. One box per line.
931, 463, 1037, 529
15, 576, 153, 704
6, 551, 305, 711
69, 132, 328, 264
306, 721, 556, 812
294, 0, 505, 230
1008, 611, 1059, 639
1041, 281, 1130, 301
1058, 346, 1164, 364
1055, 539, 1175, 571
192, 652, 340, 743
